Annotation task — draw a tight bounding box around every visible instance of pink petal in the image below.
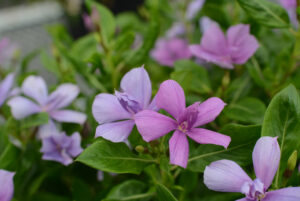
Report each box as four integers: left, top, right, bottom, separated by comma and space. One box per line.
0, 170, 15, 201
156, 80, 186, 121
204, 159, 252, 193
120, 67, 152, 109
252, 137, 280, 190
169, 130, 189, 168
135, 110, 177, 142
47, 84, 79, 110
0, 73, 14, 106
194, 97, 226, 127
236, 199, 248, 201
92, 93, 131, 124
187, 128, 231, 148
50, 110, 87, 124
95, 120, 135, 143
189, 45, 234, 69
7, 96, 40, 119
21, 76, 48, 105
227, 24, 259, 65
263, 187, 300, 201
147, 94, 159, 111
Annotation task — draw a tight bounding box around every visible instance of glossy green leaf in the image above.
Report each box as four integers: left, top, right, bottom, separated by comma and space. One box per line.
104, 180, 153, 201
187, 124, 261, 172
76, 139, 155, 174
224, 97, 266, 124
171, 60, 212, 94
237, 0, 290, 28
156, 184, 178, 201
261, 84, 300, 187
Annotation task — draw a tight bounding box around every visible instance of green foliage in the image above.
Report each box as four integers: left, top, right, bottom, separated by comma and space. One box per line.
156, 184, 178, 201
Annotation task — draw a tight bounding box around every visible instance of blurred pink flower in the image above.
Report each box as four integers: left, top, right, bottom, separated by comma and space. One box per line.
0, 38, 18, 65
0, 169, 15, 201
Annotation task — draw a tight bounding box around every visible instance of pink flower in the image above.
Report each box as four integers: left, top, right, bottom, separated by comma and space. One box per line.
190, 23, 259, 69
151, 38, 192, 67
204, 137, 300, 201
135, 80, 231, 168
0, 38, 18, 65
0, 169, 15, 201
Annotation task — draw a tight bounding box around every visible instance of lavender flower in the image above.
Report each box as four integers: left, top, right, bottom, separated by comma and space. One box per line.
135, 80, 231, 168
41, 132, 83, 166
0, 169, 15, 201
186, 0, 206, 20
151, 38, 192, 67
0, 73, 15, 107
166, 23, 186, 38
82, 7, 99, 31
278, 0, 298, 28
190, 23, 259, 69
0, 38, 18, 65
204, 137, 300, 201
7, 76, 86, 138
92, 66, 157, 143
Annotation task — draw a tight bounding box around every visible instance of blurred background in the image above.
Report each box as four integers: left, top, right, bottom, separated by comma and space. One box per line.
0, 0, 144, 77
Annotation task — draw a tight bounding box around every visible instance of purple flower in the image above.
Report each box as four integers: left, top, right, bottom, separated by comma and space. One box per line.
0, 73, 15, 107
135, 80, 231, 168
186, 0, 206, 20
82, 7, 99, 31
0, 38, 18, 65
92, 66, 157, 143
151, 38, 192, 67
41, 132, 83, 166
204, 137, 300, 201
190, 23, 259, 69
166, 23, 186, 38
0, 169, 15, 201
8, 75, 86, 124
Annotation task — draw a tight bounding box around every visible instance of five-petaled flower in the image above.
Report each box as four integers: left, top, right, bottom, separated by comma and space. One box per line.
92, 66, 157, 142
135, 80, 231, 168
0, 169, 15, 201
190, 23, 259, 69
204, 136, 300, 201
7, 76, 87, 138
40, 132, 83, 166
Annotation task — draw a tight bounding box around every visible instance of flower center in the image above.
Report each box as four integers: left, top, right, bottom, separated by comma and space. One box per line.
115, 91, 142, 114
241, 179, 265, 201
177, 102, 199, 133
178, 121, 188, 133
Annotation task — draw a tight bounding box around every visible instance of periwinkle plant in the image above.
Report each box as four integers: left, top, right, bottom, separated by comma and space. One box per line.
0, 0, 300, 200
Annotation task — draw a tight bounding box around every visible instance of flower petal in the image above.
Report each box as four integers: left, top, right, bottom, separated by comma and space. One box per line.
92, 93, 131, 124
37, 120, 59, 139
47, 84, 79, 110
227, 24, 259, 65
50, 110, 87, 124
187, 128, 231, 148
21, 76, 48, 105
194, 97, 226, 127
156, 80, 186, 120
0, 169, 15, 201
135, 110, 177, 142
263, 187, 300, 201
0, 73, 14, 106
252, 136, 280, 190
68, 132, 83, 157
120, 67, 152, 109
204, 159, 252, 193
7, 96, 40, 119
169, 130, 189, 168
95, 120, 135, 143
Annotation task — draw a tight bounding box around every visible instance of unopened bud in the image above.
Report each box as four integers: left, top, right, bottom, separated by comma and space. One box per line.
284, 150, 297, 178
135, 145, 145, 153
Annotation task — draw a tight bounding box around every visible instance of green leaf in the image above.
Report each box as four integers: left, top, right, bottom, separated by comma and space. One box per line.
71, 178, 92, 201
113, 31, 135, 53
237, 0, 290, 28
171, 60, 212, 94
40, 51, 60, 77
0, 143, 20, 170
225, 74, 252, 103
104, 180, 153, 201
261, 84, 300, 187
20, 112, 49, 129
71, 34, 98, 60
246, 58, 267, 88
224, 97, 266, 124
85, 0, 115, 45
187, 124, 261, 172
156, 184, 178, 201
76, 139, 155, 174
